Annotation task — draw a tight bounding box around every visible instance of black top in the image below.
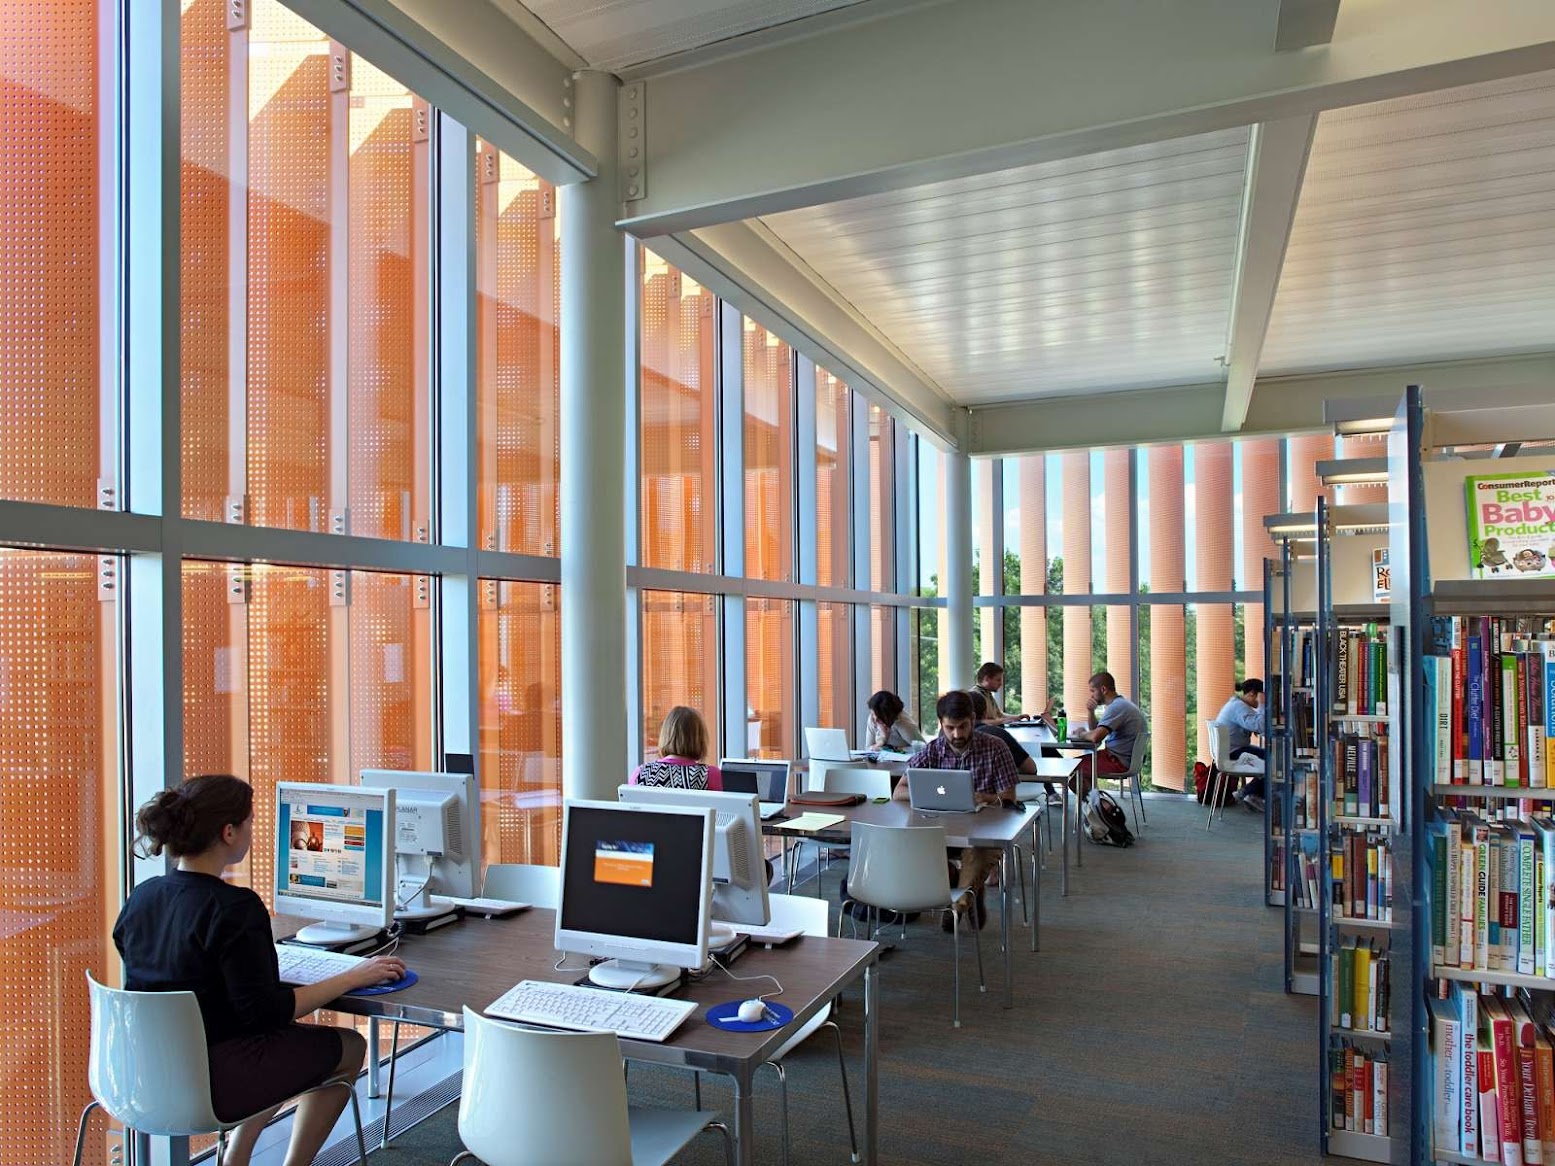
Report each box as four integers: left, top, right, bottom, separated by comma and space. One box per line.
975, 723, 1030, 769
113, 870, 295, 1044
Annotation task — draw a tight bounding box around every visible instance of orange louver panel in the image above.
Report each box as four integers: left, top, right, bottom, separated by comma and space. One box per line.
743, 320, 793, 582
747, 599, 796, 759
1287, 434, 1332, 512
1016, 456, 1048, 709
0, 552, 117, 1166
1240, 438, 1281, 679
1194, 442, 1235, 760
817, 602, 854, 729
1102, 450, 1131, 686
815, 369, 850, 588
868, 405, 895, 591
1148, 446, 1186, 788
478, 580, 562, 869
1061, 451, 1091, 717
641, 590, 721, 760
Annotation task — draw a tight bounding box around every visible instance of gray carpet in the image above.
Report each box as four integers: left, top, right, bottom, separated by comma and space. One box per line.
362, 796, 1326, 1165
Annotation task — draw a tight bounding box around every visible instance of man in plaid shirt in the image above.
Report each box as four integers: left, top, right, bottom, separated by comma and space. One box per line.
893, 689, 1017, 929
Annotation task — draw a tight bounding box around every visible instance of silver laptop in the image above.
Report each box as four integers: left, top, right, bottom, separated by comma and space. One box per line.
906, 768, 983, 813
719, 759, 790, 819
804, 726, 852, 762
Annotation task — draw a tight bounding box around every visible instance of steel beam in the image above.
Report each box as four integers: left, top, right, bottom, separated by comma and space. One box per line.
619, 0, 1555, 234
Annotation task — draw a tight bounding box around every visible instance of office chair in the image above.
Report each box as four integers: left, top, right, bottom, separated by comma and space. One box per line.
1094, 731, 1150, 833
846, 822, 985, 1028
450, 1008, 733, 1166
1206, 721, 1263, 830
73, 973, 367, 1166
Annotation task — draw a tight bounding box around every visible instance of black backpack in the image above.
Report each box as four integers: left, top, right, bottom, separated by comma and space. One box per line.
1083, 790, 1135, 847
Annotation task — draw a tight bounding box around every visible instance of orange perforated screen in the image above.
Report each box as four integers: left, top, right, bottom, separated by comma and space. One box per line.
478, 581, 562, 868
816, 368, 851, 588
867, 404, 895, 591
743, 319, 794, 582
641, 590, 721, 759
1148, 445, 1187, 789
641, 254, 718, 573
747, 599, 795, 759
817, 601, 854, 730
476, 143, 559, 556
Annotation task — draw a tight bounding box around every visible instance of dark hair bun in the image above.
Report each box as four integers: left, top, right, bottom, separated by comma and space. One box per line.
133, 775, 253, 859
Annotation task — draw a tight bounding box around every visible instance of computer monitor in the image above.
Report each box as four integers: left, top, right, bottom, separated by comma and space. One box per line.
274, 782, 395, 945
556, 799, 714, 991
616, 785, 770, 940
719, 758, 791, 806
359, 769, 479, 921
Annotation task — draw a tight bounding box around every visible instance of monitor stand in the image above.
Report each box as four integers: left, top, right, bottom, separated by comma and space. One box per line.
396, 878, 459, 928
707, 922, 739, 949
294, 921, 380, 946
588, 959, 681, 991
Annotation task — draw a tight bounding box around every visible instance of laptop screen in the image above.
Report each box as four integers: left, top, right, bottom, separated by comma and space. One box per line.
722, 762, 788, 803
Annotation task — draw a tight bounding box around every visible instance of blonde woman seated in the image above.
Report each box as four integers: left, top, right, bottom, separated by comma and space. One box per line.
630, 706, 724, 790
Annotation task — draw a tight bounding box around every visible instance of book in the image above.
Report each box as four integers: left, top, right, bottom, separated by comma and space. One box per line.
1466, 472, 1555, 580
1509, 1000, 1545, 1164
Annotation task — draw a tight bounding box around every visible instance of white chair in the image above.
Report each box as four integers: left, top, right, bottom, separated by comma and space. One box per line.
449, 1007, 733, 1166
72, 973, 367, 1166
749, 894, 858, 1165
1095, 731, 1150, 833
481, 861, 561, 908
823, 768, 892, 800
1205, 721, 1263, 829
380, 861, 564, 1148
846, 822, 985, 1028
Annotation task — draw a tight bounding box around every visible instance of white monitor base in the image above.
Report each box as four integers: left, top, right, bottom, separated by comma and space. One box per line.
587, 959, 680, 991
707, 922, 739, 949
294, 922, 379, 946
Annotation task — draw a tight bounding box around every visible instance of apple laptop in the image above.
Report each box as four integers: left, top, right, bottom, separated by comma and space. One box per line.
906, 768, 983, 813
804, 726, 852, 762
719, 758, 791, 819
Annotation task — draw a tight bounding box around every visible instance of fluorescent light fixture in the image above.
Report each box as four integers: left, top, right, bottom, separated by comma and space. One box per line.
1316, 457, 1388, 486
1323, 395, 1401, 436
1330, 503, 1391, 533
1264, 511, 1317, 536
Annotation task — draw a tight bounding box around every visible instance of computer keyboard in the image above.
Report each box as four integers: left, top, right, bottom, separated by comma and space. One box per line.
485, 979, 696, 1042
273, 943, 368, 985
427, 894, 529, 916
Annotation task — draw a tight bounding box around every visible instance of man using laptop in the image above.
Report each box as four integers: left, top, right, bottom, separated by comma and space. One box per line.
894, 690, 1017, 930
1068, 670, 1146, 798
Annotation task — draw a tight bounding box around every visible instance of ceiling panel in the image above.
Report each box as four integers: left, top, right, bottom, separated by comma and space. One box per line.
1261, 70, 1555, 375
763, 129, 1250, 404
517, 0, 869, 71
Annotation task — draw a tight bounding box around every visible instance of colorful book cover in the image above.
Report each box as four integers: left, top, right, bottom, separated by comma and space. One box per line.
1373, 546, 1391, 602
1467, 472, 1555, 579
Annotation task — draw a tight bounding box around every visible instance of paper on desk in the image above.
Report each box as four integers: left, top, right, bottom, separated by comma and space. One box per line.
782, 812, 846, 833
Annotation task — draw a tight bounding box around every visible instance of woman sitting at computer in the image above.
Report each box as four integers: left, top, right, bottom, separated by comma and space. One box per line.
113, 774, 404, 1166
863, 689, 925, 753
630, 705, 724, 790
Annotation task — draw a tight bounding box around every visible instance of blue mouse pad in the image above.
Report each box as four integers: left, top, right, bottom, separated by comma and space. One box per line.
704, 1000, 793, 1032
345, 969, 418, 997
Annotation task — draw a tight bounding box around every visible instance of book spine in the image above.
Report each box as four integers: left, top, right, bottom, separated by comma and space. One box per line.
1544, 642, 1555, 786
1336, 632, 1350, 716
1486, 1042, 1505, 1163
1537, 1037, 1555, 1163
1522, 1043, 1544, 1164
1471, 632, 1487, 783
1493, 1010, 1525, 1166
1462, 987, 1481, 1155
1541, 820, 1555, 978
1530, 650, 1547, 790
1463, 841, 1479, 969
1433, 825, 1449, 966
1508, 650, 1525, 784
1375, 1055, 1388, 1139
1477, 825, 1493, 970
1523, 826, 1540, 976
1455, 620, 1467, 782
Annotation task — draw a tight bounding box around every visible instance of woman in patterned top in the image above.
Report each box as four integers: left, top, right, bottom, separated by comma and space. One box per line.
629, 705, 724, 790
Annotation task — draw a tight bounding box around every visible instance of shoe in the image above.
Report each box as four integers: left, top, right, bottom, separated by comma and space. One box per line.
1245, 795, 1265, 814
1045, 792, 1065, 806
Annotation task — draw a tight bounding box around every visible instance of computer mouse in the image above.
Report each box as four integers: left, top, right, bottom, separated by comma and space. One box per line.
737, 998, 769, 1023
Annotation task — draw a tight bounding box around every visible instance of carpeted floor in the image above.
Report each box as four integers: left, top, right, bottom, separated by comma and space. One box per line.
363, 794, 1326, 1165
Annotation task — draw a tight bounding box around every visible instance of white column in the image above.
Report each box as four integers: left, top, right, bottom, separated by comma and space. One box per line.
559, 70, 626, 799
944, 449, 974, 693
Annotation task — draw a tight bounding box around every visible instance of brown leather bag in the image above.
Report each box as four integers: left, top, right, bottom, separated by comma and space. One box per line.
788, 790, 866, 807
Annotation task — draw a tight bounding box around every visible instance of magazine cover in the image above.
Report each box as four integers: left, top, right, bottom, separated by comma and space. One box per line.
1464, 472, 1555, 579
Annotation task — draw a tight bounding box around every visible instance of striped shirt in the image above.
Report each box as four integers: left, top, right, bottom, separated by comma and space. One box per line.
907, 733, 1018, 799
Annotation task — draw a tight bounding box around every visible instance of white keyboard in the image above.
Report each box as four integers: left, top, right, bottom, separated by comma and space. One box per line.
427, 895, 529, 916
485, 979, 696, 1042
274, 943, 367, 985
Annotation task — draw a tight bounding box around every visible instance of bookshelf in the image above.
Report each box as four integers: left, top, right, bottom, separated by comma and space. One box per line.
1315, 495, 1399, 1162
1392, 385, 1555, 1166
1266, 555, 1286, 909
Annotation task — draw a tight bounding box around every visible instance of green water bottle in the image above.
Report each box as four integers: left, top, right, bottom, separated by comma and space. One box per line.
1054, 706, 1067, 741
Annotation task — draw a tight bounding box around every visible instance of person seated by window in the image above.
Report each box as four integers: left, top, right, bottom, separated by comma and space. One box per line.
630, 705, 724, 790
965, 687, 1061, 805
972, 661, 1021, 724
863, 689, 925, 753
894, 690, 1018, 930
1216, 678, 1267, 811
113, 775, 404, 1166
1069, 671, 1147, 798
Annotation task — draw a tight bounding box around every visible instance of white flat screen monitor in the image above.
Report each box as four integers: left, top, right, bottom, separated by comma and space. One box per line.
359, 769, 479, 920
556, 799, 714, 991
274, 782, 396, 946
616, 785, 770, 935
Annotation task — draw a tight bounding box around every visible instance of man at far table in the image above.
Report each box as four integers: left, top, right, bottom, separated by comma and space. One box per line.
894, 689, 1017, 930
1069, 671, 1146, 797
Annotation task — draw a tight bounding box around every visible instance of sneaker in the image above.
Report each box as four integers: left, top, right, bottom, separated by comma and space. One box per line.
1245, 795, 1265, 814
1045, 792, 1066, 806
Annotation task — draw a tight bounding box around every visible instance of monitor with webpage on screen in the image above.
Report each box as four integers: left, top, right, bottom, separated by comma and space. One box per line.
554, 799, 715, 991
274, 782, 395, 946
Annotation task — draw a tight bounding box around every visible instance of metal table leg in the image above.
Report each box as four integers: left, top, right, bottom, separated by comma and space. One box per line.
1030, 821, 1040, 952
366, 1017, 382, 1098
732, 1066, 757, 1166
1061, 782, 1070, 896
863, 962, 878, 1165
1000, 842, 1014, 1006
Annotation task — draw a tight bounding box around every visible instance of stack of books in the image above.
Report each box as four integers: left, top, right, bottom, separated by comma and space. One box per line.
1334, 831, 1394, 923
1424, 619, 1555, 787
1430, 985, 1555, 1163
1330, 725, 1392, 818
1332, 625, 1390, 717
1430, 813, 1553, 977
1332, 938, 1390, 1032
1329, 1044, 1389, 1137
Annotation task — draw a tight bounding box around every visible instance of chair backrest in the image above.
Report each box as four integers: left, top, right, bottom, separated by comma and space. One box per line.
847, 822, 952, 914
481, 862, 560, 909
459, 1007, 633, 1166
1206, 720, 1230, 769
86, 973, 223, 1136
768, 891, 829, 939
823, 767, 892, 800
1124, 729, 1150, 777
